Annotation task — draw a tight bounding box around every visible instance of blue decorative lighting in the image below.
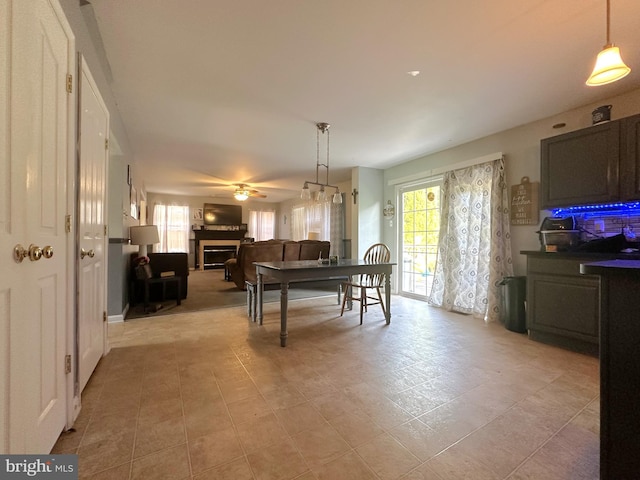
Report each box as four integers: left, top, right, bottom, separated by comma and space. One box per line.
551, 201, 640, 218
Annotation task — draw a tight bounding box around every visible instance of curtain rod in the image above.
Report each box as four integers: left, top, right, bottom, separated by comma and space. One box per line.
388, 152, 503, 186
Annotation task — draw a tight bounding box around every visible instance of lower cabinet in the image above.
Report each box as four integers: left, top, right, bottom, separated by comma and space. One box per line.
525, 254, 600, 355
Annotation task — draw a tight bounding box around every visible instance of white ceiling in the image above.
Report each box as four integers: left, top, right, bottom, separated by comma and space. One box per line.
90, 0, 640, 203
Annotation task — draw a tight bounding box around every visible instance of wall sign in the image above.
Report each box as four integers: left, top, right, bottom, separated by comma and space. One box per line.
510, 176, 539, 225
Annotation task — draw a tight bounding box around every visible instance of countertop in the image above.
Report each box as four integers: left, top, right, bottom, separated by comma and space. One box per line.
521, 250, 640, 260
579, 259, 640, 275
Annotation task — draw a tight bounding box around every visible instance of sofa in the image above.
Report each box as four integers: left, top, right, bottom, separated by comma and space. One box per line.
131, 252, 189, 304
225, 240, 330, 290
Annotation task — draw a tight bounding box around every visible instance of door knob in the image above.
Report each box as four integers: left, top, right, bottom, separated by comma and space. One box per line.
80, 248, 95, 259
13, 244, 28, 263
13, 244, 51, 262
28, 244, 43, 261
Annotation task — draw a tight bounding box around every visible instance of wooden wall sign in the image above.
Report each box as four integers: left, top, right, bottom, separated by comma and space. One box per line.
510, 176, 539, 225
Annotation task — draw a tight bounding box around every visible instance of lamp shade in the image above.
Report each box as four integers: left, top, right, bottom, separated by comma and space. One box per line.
130, 225, 159, 256
586, 45, 631, 86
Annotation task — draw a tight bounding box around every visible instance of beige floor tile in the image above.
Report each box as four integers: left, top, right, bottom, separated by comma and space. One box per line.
245, 436, 310, 480
356, 433, 421, 480
400, 462, 445, 479
291, 423, 351, 469
192, 457, 254, 480
273, 401, 328, 436
225, 394, 272, 425
235, 412, 289, 454
82, 462, 131, 480
131, 444, 190, 480
327, 411, 385, 448
218, 376, 261, 404
184, 402, 234, 441
389, 419, 451, 462
77, 430, 135, 477
313, 451, 378, 480
134, 415, 186, 458
188, 426, 244, 474
58, 293, 601, 480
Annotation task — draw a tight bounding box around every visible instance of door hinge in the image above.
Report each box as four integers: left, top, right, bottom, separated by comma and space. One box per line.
105, 138, 109, 150
66, 74, 72, 94
65, 355, 72, 374
103, 311, 107, 323
104, 225, 108, 236
65, 215, 72, 233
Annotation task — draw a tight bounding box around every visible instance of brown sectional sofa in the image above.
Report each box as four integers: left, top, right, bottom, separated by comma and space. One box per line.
226, 239, 330, 290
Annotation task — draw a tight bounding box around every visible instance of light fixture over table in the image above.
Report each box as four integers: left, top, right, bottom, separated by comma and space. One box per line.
586, 0, 631, 86
301, 123, 343, 204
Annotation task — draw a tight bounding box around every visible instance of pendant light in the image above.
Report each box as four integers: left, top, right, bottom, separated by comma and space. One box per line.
586, 0, 631, 86
300, 123, 342, 204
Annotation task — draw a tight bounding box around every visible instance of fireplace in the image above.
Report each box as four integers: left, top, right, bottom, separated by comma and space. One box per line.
202, 245, 237, 269
197, 239, 242, 270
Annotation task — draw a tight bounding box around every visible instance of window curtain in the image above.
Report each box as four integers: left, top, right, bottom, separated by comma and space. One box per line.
291, 198, 344, 257
152, 204, 190, 253
428, 158, 513, 322
248, 209, 276, 241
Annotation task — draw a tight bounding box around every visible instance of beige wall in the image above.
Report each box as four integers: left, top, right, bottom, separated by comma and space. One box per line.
383, 87, 640, 276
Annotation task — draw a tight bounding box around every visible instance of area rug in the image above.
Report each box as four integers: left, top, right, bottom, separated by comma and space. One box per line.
126, 269, 338, 320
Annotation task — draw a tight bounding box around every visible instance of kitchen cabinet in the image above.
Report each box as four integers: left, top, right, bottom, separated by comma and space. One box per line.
540, 112, 640, 209
620, 114, 640, 200
579, 260, 640, 480
524, 253, 601, 355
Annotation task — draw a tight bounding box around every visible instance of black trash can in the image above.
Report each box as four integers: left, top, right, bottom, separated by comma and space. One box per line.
499, 276, 527, 333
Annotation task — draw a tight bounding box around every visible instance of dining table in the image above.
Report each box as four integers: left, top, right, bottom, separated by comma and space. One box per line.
253, 259, 395, 346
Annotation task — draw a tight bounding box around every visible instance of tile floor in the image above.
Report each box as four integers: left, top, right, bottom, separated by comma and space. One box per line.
53, 294, 600, 480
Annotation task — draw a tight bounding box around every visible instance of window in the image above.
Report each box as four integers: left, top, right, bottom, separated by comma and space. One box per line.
152, 204, 190, 253
291, 202, 330, 241
249, 209, 276, 241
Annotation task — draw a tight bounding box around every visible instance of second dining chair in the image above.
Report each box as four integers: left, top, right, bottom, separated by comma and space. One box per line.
340, 243, 391, 324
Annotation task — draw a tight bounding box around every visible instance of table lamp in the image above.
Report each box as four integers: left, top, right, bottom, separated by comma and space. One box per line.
130, 225, 159, 257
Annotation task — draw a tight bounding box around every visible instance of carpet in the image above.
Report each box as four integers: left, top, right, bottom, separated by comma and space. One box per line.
126, 268, 339, 320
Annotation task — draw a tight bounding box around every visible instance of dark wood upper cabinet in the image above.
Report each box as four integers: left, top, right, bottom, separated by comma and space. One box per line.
541, 113, 640, 209
541, 121, 620, 209
620, 114, 640, 200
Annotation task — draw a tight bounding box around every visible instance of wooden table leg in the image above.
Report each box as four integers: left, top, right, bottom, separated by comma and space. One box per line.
280, 281, 289, 347
257, 273, 264, 325
384, 272, 391, 324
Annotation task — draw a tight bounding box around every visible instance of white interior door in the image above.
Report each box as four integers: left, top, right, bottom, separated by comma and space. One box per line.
0, 0, 75, 453
77, 55, 109, 393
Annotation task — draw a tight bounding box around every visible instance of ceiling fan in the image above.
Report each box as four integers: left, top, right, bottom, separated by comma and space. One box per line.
233, 183, 267, 201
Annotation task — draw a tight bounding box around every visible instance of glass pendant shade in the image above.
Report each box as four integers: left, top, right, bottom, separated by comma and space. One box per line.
586, 45, 631, 86
301, 184, 311, 200
332, 192, 342, 204
317, 188, 326, 202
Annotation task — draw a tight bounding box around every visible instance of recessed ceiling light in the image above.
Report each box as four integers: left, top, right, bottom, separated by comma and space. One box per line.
407, 70, 420, 77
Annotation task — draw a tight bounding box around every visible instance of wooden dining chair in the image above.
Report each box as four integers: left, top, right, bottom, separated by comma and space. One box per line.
340, 243, 391, 324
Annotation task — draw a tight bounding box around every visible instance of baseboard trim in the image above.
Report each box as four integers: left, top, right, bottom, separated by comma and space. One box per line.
108, 304, 128, 323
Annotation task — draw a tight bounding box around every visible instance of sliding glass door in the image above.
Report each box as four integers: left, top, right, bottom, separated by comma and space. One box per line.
400, 180, 441, 299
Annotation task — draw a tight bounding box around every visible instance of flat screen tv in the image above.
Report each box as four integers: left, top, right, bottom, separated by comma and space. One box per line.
203, 203, 242, 225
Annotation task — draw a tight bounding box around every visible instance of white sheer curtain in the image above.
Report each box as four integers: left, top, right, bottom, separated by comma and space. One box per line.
428, 158, 513, 322
248, 209, 276, 241
152, 204, 190, 253
291, 198, 344, 257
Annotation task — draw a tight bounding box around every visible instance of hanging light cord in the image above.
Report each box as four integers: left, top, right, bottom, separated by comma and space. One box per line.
605, 0, 611, 47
